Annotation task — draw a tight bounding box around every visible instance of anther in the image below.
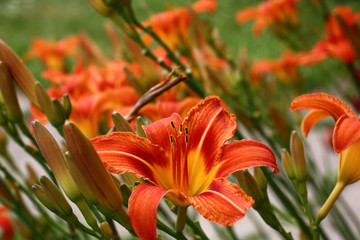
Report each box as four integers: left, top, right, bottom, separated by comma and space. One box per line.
170, 121, 176, 132
179, 124, 183, 134
170, 135, 175, 144
185, 127, 188, 135
185, 135, 189, 143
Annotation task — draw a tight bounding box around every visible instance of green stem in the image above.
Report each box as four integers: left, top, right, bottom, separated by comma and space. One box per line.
185, 217, 209, 240
176, 207, 187, 233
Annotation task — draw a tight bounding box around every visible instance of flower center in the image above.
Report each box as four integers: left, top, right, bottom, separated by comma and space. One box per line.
169, 120, 191, 195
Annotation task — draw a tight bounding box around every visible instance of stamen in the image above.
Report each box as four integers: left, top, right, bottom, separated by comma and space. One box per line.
170, 121, 176, 132
170, 135, 175, 144
185, 135, 189, 143
179, 124, 183, 134
185, 127, 188, 135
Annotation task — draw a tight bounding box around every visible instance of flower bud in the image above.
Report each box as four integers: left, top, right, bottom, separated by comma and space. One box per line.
120, 184, 132, 207
235, 170, 263, 205
59, 94, 72, 119
32, 184, 58, 213
25, 164, 39, 189
112, 111, 135, 133
0, 62, 23, 122
88, 0, 116, 17
63, 121, 131, 231
135, 116, 147, 138
32, 120, 83, 203
281, 149, 296, 185
40, 176, 73, 218
100, 222, 113, 238
290, 131, 307, 181
51, 99, 67, 127
0, 40, 40, 108
253, 167, 267, 193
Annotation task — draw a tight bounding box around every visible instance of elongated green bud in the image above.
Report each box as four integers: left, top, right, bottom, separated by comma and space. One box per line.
135, 116, 147, 138
59, 94, 72, 119
281, 149, 297, 185
112, 111, 135, 133
235, 170, 264, 204
0, 40, 40, 108
32, 120, 83, 203
254, 167, 267, 193
290, 131, 307, 181
63, 121, 132, 231
0, 61, 23, 122
40, 176, 73, 218
32, 184, 58, 213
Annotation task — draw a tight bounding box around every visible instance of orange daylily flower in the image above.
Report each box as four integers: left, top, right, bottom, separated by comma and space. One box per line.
91, 96, 278, 239
24, 36, 80, 71
143, 0, 217, 50
250, 50, 326, 83
236, 0, 299, 36
290, 92, 360, 185
312, 6, 360, 63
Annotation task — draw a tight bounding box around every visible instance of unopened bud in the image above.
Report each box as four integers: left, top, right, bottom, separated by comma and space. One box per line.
235, 170, 263, 206
59, 94, 72, 119
253, 167, 267, 192
51, 99, 66, 127
88, 0, 116, 17
135, 116, 147, 138
32, 184, 58, 213
281, 149, 296, 184
26, 164, 39, 188
40, 176, 73, 218
120, 184, 132, 207
100, 222, 113, 238
32, 120, 83, 203
112, 111, 135, 133
0, 62, 23, 122
0, 40, 40, 108
290, 131, 307, 181
63, 121, 131, 231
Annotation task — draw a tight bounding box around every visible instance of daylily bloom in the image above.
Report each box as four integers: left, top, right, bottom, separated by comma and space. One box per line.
91, 96, 278, 239
24, 36, 80, 71
290, 92, 360, 223
142, 0, 217, 50
290, 92, 360, 185
250, 50, 326, 83
236, 0, 299, 36
312, 6, 360, 63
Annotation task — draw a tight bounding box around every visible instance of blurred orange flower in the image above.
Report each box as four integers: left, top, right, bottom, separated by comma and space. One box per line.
24, 36, 80, 71
312, 6, 360, 63
236, 0, 299, 36
143, 0, 217, 50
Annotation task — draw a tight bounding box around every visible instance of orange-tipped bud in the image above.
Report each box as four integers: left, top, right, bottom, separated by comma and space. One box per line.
63, 121, 131, 230
100, 222, 113, 238
112, 111, 135, 133
40, 176, 73, 218
32, 121, 83, 203
290, 131, 307, 181
0, 40, 40, 108
0, 62, 23, 122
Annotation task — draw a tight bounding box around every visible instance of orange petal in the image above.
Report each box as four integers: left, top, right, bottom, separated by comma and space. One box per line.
333, 116, 360, 153
128, 183, 169, 240
91, 132, 170, 187
301, 109, 331, 137
184, 96, 237, 174
290, 92, 356, 120
216, 139, 278, 178
186, 178, 254, 226
143, 113, 183, 154
236, 8, 258, 23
